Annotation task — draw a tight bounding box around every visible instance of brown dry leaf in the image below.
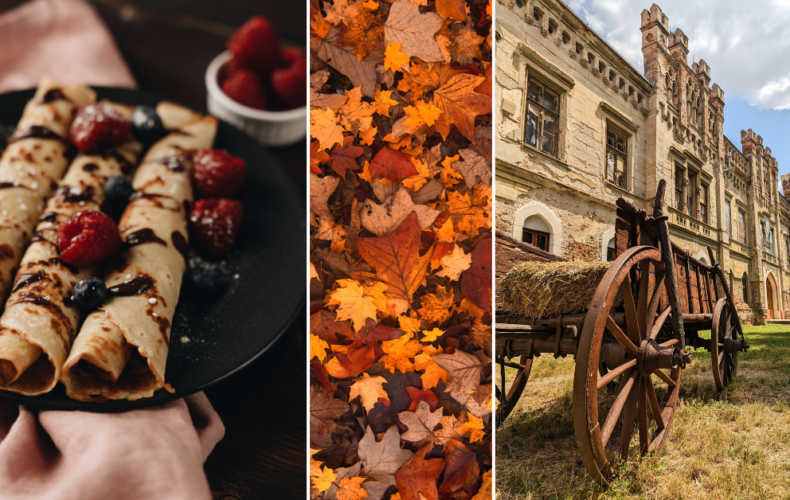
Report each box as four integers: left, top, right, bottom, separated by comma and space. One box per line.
361, 186, 440, 236
454, 148, 491, 188
436, 0, 466, 20
358, 426, 414, 485
394, 445, 444, 500
450, 25, 484, 66
311, 71, 350, 112
434, 414, 465, 447
432, 350, 486, 398
398, 400, 443, 443
311, 384, 350, 435
358, 212, 432, 302
397, 60, 460, 101
350, 372, 389, 411
324, 0, 362, 24
339, 87, 377, 135
432, 74, 491, 142
339, 7, 384, 61
417, 285, 454, 324
335, 476, 368, 500
435, 244, 472, 280
331, 137, 364, 177
316, 28, 378, 97
384, 0, 444, 63
311, 174, 340, 221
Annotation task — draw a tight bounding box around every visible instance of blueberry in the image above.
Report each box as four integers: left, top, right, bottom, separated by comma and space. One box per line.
73, 277, 107, 310
105, 175, 134, 207
130, 105, 164, 142
188, 267, 219, 295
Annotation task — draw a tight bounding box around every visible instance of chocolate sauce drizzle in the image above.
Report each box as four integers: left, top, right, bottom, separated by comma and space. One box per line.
57, 184, 95, 203
123, 228, 166, 250
0, 182, 31, 190
39, 211, 58, 222
14, 292, 51, 307
12, 270, 46, 293
108, 275, 153, 297
7, 125, 70, 146
171, 231, 188, 259
82, 163, 99, 172
41, 89, 67, 104
153, 155, 188, 172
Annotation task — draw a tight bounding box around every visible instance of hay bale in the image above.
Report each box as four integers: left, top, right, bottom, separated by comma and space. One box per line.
500, 260, 619, 319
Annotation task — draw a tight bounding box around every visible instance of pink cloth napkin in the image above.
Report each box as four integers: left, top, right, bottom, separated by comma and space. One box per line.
0, 1, 225, 499
0, 0, 136, 92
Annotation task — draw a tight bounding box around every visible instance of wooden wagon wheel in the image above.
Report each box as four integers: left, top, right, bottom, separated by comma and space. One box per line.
495, 353, 532, 427
711, 298, 739, 390
573, 246, 684, 485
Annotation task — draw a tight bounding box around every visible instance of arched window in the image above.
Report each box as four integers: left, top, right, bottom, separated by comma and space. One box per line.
742, 274, 749, 305
523, 215, 551, 252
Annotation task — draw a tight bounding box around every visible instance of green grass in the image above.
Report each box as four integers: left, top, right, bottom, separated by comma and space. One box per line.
496, 325, 790, 499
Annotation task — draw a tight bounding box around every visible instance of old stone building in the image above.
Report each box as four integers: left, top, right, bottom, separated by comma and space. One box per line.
495, 0, 790, 324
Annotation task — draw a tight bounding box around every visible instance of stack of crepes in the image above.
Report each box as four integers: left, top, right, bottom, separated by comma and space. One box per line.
0, 77, 99, 393
61, 105, 217, 402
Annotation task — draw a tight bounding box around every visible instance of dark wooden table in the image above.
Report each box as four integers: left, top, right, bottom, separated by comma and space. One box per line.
0, 1, 307, 498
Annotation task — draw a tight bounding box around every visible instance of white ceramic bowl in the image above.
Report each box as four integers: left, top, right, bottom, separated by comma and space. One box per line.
205, 51, 307, 147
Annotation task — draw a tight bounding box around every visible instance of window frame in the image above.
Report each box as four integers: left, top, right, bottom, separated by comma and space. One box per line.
523, 228, 551, 252
605, 125, 629, 190
742, 275, 749, 305
700, 182, 709, 224
524, 75, 561, 157
725, 199, 731, 236
674, 167, 685, 211
737, 209, 747, 244
687, 172, 697, 218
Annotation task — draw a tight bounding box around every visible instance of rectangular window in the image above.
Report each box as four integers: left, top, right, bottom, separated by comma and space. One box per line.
700, 183, 708, 223
786, 238, 789, 264
523, 228, 550, 252
770, 229, 775, 254
606, 127, 628, 189
725, 200, 731, 236
687, 173, 697, 217
738, 210, 746, 244
674, 168, 684, 210
525, 77, 559, 157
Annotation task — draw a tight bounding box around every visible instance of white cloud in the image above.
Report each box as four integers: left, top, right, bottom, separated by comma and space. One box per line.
568, 0, 790, 110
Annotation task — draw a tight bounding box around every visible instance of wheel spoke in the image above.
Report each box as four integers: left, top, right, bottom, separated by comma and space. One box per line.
660, 338, 679, 348
645, 375, 665, 430
597, 358, 637, 390
653, 369, 676, 388
618, 375, 640, 460
644, 272, 666, 337
637, 378, 648, 454
718, 351, 724, 367
637, 261, 650, 339
606, 316, 638, 355
650, 306, 671, 340
621, 277, 641, 343
601, 369, 638, 447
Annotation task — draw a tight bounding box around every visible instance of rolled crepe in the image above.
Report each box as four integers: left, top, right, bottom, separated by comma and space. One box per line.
62, 104, 217, 401
0, 102, 143, 395
0, 77, 94, 302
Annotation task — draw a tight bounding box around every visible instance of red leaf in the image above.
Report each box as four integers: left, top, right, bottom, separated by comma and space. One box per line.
311, 360, 331, 391
331, 137, 363, 177
460, 237, 492, 312
406, 386, 439, 411
439, 439, 480, 498
395, 444, 444, 500
369, 146, 418, 182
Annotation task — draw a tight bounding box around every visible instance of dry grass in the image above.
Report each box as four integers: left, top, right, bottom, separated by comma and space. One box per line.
499, 261, 617, 319
495, 325, 790, 499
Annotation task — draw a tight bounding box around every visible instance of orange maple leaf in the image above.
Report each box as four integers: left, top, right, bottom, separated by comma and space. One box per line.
432, 74, 491, 142
311, 108, 345, 151
418, 285, 454, 324
380, 331, 421, 373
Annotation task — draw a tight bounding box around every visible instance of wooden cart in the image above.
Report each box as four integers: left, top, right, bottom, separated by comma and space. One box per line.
495, 180, 749, 485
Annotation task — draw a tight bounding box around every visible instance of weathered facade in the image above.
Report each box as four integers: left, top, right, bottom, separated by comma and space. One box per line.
495, 0, 789, 324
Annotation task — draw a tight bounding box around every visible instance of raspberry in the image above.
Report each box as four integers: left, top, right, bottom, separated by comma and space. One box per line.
227, 16, 282, 74
192, 150, 246, 199
70, 103, 131, 153
57, 210, 122, 266
221, 69, 268, 110
189, 199, 243, 257
271, 48, 307, 109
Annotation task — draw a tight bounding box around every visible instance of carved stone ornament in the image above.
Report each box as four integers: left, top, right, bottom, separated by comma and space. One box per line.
580, 58, 588, 68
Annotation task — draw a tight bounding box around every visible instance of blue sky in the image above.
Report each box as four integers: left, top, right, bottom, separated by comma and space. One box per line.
565, 0, 790, 186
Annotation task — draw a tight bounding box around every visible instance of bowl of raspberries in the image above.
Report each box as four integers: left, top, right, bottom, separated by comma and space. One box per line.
206, 16, 306, 146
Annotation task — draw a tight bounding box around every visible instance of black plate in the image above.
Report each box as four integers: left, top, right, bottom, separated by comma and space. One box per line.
0, 87, 304, 411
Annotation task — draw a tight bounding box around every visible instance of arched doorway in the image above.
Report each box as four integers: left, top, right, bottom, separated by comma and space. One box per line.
766, 273, 780, 319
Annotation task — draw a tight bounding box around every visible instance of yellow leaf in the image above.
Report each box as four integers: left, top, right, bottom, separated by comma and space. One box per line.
402, 100, 443, 131
325, 357, 352, 378
310, 108, 344, 151
398, 315, 422, 333
363, 0, 379, 8
439, 154, 463, 188
486, 0, 492, 16
421, 328, 444, 343
336, 476, 367, 500
459, 297, 485, 322
472, 470, 492, 500
460, 412, 485, 443
349, 372, 389, 411
360, 126, 377, 146
310, 262, 319, 280
310, 334, 330, 362
415, 344, 447, 389
312, 466, 337, 493
384, 42, 410, 73
436, 244, 472, 281
310, 448, 324, 477
380, 332, 421, 373
373, 89, 398, 116
418, 285, 455, 324
402, 157, 431, 191
435, 218, 455, 243
327, 280, 378, 331
359, 160, 373, 183
361, 280, 390, 314
339, 87, 376, 135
